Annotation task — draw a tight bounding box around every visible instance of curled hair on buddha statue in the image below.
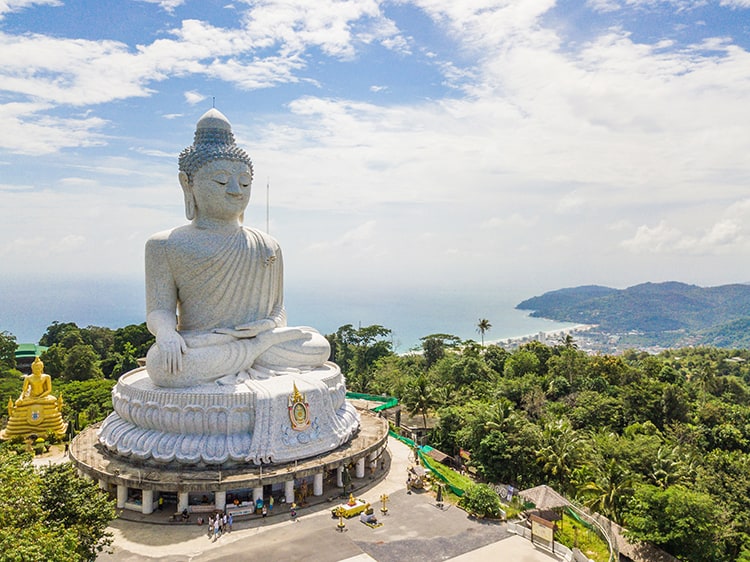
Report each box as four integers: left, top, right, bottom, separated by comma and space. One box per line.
178, 108, 254, 220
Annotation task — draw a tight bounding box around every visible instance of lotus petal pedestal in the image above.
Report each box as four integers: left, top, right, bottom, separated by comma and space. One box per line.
98, 362, 360, 467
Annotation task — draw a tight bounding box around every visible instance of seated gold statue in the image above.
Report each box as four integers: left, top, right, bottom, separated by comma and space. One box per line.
17, 356, 57, 406
2, 357, 67, 440
144, 109, 330, 388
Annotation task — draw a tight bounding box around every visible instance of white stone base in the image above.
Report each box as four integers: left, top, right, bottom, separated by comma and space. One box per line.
98, 362, 360, 466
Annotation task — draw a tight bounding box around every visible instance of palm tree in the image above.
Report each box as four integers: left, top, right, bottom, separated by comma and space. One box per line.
537, 418, 586, 494
578, 457, 633, 524
558, 333, 578, 350
403, 374, 436, 431
476, 318, 492, 346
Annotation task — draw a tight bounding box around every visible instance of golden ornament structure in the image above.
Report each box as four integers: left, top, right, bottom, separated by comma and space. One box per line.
1, 357, 67, 440
288, 382, 311, 431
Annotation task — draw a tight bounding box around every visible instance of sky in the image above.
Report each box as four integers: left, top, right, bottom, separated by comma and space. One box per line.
1, 0, 750, 345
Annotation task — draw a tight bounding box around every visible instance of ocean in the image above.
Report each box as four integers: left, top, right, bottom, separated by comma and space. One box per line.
0, 278, 574, 351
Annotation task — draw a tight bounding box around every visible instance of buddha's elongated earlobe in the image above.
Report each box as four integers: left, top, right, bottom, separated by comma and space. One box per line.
179, 171, 196, 220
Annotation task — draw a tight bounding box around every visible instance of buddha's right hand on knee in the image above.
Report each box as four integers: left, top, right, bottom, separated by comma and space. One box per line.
155, 329, 187, 374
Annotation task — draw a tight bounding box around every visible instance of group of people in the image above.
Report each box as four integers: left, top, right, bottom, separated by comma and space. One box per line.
206, 512, 233, 541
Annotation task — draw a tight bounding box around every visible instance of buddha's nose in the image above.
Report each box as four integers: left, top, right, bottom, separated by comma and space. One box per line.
226, 177, 242, 195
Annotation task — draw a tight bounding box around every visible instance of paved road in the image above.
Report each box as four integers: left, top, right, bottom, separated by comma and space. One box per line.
98, 437, 561, 562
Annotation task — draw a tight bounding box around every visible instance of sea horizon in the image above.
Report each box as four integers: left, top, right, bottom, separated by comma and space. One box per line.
0, 278, 575, 352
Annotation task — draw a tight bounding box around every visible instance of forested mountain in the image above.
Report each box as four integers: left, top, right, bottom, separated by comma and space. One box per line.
517, 282, 750, 347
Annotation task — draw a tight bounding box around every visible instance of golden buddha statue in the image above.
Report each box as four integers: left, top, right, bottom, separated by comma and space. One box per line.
1, 357, 67, 440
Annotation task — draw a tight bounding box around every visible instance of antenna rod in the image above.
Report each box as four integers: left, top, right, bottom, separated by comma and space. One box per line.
266, 178, 270, 234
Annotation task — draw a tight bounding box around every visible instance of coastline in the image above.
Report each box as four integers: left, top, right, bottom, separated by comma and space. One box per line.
486, 323, 596, 349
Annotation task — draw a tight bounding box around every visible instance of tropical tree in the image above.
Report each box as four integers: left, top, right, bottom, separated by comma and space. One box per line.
0, 446, 116, 561
459, 483, 503, 518
38, 462, 117, 561
624, 484, 725, 562
420, 333, 461, 369
578, 457, 633, 524
402, 374, 436, 431
537, 418, 587, 494
476, 318, 492, 346
62, 343, 103, 381
0, 330, 17, 371
557, 333, 578, 349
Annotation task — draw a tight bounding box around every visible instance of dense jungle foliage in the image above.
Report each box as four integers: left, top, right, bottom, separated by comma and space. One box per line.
4, 321, 750, 560
327, 325, 750, 562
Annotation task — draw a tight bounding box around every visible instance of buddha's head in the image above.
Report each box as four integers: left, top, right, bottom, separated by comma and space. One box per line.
178, 109, 254, 222
31, 356, 44, 377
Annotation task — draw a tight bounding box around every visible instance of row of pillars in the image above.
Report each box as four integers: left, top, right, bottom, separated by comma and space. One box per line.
106, 449, 381, 515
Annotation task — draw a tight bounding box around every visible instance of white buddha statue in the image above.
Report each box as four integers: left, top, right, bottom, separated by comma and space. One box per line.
145, 109, 330, 388
98, 109, 359, 466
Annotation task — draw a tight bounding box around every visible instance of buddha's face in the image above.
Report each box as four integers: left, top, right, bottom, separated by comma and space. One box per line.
187, 159, 252, 223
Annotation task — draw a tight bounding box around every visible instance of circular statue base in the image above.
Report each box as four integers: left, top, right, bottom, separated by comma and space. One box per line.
97, 363, 360, 467
69, 409, 389, 514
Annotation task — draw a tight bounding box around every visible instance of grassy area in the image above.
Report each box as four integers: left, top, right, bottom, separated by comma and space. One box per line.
555, 512, 611, 562
422, 456, 474, 493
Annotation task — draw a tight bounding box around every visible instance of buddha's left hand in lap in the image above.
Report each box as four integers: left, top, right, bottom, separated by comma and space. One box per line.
214, 318, 277, 339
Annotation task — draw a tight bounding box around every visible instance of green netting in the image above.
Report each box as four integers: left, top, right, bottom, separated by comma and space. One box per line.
346, 392, 398, 412
417, 448, 465, 497
388, 429, 416, 447
565, 506, 597, 531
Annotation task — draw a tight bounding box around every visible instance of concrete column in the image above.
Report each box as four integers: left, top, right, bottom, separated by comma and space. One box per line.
178, 491, 189, 512
253, 486, 263, 504
369, 451, 378, 471
313, 472, 324, 496
336, 466, 344, 487
215, 490, 226, 511
99, 478, 108, 491
142, 489, 154, 515
355, 457, 366, 479
116, 485, 127, 509
285, 479, 295, 504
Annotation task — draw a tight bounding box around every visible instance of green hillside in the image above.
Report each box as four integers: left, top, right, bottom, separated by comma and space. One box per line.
517, 282, 750, 347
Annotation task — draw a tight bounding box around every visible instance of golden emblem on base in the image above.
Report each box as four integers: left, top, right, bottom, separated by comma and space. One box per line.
288, 383, 310, 431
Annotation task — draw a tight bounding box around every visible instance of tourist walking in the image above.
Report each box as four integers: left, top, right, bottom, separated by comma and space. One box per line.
228, 512, 233, 532
213, 516, 220, 541
207, 515, 213, 539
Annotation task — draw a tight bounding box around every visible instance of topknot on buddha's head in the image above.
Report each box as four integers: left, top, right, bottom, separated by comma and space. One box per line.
178, 109, 253, 182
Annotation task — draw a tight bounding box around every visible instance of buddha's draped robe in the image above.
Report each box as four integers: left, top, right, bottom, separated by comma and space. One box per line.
149, 226, 286, 333
144, 226, 327, 387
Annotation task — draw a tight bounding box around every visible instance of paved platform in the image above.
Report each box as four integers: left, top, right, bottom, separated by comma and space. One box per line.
70, 409, 389, 496
97, 437, 563, 562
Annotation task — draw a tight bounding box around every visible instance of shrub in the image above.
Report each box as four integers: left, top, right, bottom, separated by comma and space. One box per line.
459, 483, 503, 519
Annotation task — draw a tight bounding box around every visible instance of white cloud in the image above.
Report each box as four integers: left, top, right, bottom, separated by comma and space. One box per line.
184, 90, 206, 105
138, 0, 186, 13
481, 214, 538, 229
0, 102, 107, 155
0, 0, 59, 19
587, 0, 621, 12
621, 219, 745, 254
3, 0, 750, 296
556, 191, 587, 214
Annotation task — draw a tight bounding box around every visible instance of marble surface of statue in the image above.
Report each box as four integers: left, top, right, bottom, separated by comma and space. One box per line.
97, 109, 359, 465
145, 109, 329, 388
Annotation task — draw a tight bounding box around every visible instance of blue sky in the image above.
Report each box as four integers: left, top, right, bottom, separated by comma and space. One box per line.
2, 0, 750, 343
